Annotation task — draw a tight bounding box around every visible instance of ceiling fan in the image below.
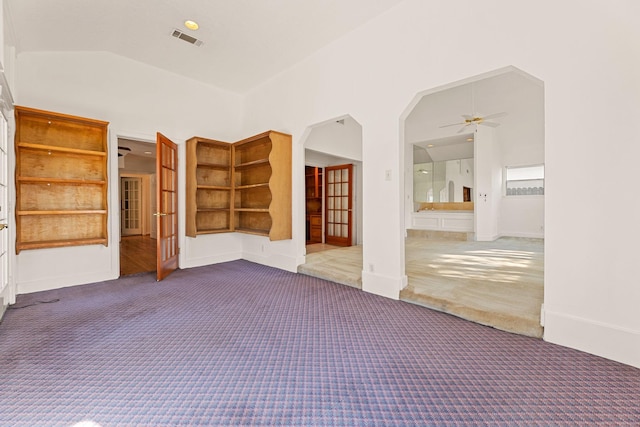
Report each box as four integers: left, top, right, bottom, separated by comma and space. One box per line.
118, 146, 132, 157
440, 112, 508, 133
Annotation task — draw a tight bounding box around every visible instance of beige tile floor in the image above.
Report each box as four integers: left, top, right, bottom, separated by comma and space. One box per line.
299, 237, 544, 338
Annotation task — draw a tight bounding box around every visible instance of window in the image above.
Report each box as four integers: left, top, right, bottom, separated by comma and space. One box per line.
505, 164, 544, 196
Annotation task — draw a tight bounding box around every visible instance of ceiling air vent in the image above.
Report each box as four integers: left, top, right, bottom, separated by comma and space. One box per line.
171, 29, 204, 47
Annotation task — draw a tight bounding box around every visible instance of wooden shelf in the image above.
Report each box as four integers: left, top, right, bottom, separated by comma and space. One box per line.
195, 229, 232, 236
235, 182, 269, 190
234, 158, 270, 170
16, 237, 108, 252
234, 131, 289, 240
186, 137, 233, 237
17, 177, 106, 185
196, 185, 232, 190
234, 208, 269, 213
187, 131, 291, 240
17, 142, 107, 157
17, 210, 107, 216
15, 106, 109, 254
197, 162, 230, 170
197, 208, 231, 212
234, 227, 270, 236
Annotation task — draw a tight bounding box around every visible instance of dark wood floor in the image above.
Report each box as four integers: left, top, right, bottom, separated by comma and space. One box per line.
120, 235, 156, 276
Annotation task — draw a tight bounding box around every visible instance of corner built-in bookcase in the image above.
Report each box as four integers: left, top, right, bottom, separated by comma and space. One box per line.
14, 106, 109, 253
185, 137, 232, 236
186, 131, 291, 241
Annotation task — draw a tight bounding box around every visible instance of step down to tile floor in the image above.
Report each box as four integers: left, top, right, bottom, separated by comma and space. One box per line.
406, 229, 474, 241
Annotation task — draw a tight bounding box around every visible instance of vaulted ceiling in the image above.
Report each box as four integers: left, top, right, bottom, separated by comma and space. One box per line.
405, 69, 545, 163
5, 0, 405, 94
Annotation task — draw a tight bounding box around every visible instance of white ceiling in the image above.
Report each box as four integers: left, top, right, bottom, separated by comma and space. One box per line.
118, 138, 156, 159
5, 0, 405, 94
405, 68, 544, 163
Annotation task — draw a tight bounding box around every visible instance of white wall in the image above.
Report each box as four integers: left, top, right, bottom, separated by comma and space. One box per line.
304, 117, 363, 162
500, 196, 544, 238
13, 51, 244, 293
474, 127, 500, 241
9, 0, 640, 368
242, 0, 640, 367
119, 154, 155, 175
497, 72, 545, 238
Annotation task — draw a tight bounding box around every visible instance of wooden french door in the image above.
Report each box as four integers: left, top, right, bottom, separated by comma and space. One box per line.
325, 164, 353, 247
155, 133, 179, 281
121, 177, 142, 236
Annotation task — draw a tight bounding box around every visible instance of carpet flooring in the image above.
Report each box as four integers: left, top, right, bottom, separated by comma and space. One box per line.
0, 260, 638, 426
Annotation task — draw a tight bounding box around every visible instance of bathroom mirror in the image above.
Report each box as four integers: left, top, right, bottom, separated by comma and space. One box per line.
414, 158, 474, 203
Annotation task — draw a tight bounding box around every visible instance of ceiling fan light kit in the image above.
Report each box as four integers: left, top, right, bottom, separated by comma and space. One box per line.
440, 111, 507, 133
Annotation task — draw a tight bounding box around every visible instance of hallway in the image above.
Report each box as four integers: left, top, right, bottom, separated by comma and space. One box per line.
120, 235, 156, 276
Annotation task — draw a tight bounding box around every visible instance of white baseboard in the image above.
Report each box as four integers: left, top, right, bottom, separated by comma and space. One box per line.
544, 309, 640, 369
242, 251, 298, 273
180, 252, 242, 270
361, 271, 405, 300
18, 270, 117, 295
500, 231, 544, 239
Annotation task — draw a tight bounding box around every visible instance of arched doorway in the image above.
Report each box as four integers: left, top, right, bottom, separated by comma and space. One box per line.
400, 66, 546, 337
297, 115, 364, 289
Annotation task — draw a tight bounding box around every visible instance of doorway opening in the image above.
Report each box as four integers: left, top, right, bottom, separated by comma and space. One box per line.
118, 137, 157, 276
298, 115, 364, 288
401, 66, 545, 337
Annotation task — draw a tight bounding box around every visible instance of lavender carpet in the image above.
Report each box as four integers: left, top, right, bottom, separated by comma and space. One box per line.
0, 260, 638, 426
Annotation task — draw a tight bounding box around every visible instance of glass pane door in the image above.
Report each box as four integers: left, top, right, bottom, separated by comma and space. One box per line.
325, 164, 353, 247
121, 177, 142, 235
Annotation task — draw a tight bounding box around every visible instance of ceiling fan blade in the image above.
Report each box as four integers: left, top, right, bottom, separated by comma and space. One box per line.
482, 112, 507, 120
439, 122, 465, 128
457, 124, 470, 133
461, 114, 474, 120
479, 121, 500, 128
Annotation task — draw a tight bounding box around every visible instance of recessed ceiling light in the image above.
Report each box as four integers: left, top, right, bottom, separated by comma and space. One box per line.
466, 137, 473, 142
427, 144, 434, 148
144, 151, 152, 155
184, 20, 199, 31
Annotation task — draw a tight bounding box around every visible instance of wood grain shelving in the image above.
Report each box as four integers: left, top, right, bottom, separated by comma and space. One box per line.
186, 131, 291, 240
15, 106, 109, 253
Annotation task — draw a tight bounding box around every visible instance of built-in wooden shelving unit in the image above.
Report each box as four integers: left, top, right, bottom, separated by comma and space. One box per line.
186, 131, 291, 240
14, 106, 109, 253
